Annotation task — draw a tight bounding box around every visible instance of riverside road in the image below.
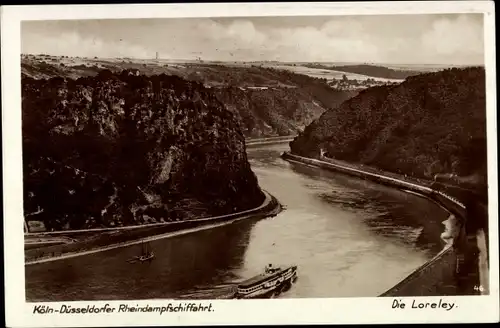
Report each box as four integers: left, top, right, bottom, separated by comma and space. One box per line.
25, 143, 451, 301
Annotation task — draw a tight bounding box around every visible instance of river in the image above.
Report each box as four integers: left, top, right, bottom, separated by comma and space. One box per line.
25, 143, 449, 301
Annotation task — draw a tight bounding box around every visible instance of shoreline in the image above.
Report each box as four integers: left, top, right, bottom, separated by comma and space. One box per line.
25, 190, 282, 266
281, 152, 467, 213
281, 151, 487, 296
245, 136, 296, 147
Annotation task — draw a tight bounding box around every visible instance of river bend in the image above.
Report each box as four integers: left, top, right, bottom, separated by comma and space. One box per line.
25, 143, 449, 301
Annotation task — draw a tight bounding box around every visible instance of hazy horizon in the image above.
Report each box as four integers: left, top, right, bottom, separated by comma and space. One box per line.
20, 54, 481, 67
22, 14, 485, 66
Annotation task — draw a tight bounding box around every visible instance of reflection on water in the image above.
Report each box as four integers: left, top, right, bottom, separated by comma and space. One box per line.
26, 143, 449, 301
26, 220, 256, 301
240, 145, 448, 298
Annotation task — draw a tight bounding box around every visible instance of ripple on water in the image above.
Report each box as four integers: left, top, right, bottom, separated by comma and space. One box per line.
26, 144, 449, 301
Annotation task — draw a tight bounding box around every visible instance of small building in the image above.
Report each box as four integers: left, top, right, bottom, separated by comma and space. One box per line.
127, 69, 140, 76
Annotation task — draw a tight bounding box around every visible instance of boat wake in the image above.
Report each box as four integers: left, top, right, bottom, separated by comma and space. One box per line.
179, 265, 298, 300
179, 284, 238, 300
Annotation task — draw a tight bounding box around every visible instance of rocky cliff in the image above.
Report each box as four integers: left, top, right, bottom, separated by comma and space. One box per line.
21, 56, 356, 138
213, 86, 352, 138
22, 70, 265, 231
290, 67, 487, 197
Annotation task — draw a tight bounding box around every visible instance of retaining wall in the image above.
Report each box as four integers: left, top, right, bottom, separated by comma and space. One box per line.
245, 136, 296, 147
281, 152, 480, 297
25, 190, 281, 264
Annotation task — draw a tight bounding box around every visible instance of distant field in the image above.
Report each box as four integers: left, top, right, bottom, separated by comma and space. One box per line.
21, 54, 356, 140
272, 62, 466, 81
22, 55, 421, 83
291, 62, 461, 72
21, 55, 308, 87
377, 63, 471, 72
27, 55, 448, 84
265, 64, 404, 82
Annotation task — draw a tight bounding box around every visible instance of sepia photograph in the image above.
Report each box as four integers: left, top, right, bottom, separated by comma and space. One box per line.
2, 1, 498, 326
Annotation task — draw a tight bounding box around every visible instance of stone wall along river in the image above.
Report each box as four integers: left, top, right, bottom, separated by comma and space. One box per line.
25, 143, 450, 301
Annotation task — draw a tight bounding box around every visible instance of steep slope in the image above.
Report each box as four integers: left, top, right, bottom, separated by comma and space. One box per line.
23, 70, 264, 231
199, 65, 356, 137
213, 86, 352, 137
21, 55, 356, 138
290, 67, 487, 196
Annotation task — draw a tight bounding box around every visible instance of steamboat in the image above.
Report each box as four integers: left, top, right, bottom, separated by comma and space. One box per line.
234, 264, 298, 299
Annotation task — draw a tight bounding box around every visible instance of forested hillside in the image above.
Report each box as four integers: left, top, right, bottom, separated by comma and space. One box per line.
21, 55, 356, 138
291, 67, 487, 197
22, 70, 264, 230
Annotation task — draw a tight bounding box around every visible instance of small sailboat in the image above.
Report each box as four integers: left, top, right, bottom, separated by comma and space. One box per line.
139, 241, 155, 262
127, 241, 155, 263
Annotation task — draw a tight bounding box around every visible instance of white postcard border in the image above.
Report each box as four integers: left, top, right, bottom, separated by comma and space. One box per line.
2, 1, 498, 326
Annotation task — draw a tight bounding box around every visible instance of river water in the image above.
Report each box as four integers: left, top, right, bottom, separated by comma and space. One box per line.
25, 143, 449, 301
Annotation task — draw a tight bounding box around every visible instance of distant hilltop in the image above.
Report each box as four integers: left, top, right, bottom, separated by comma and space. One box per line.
21, 54, 356, 139
21, 53, 477, 69
301, 63, 465, 80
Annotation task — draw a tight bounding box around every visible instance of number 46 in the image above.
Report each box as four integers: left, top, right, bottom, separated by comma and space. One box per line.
474, 285, 485, 292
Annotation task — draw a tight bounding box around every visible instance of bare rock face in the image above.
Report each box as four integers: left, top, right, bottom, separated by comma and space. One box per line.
22, 57, 357, 139
213, 85, 354, 138
22, 70, 264, 231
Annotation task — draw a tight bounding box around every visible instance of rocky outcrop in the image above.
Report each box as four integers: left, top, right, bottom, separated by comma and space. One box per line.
213, 86, 351, 138
21, 56, 356, 139
22, 70, 264, 231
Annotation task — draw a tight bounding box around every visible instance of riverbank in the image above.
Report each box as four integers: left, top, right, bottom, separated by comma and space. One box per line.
281, 152, 468, 215
27, 144, 444, 301
281, 151, 487, 296
245, 136, 296, 147
25, 190, 282, 265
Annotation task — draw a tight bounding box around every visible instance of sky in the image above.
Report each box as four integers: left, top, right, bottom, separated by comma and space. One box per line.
21, 14, 484, 65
